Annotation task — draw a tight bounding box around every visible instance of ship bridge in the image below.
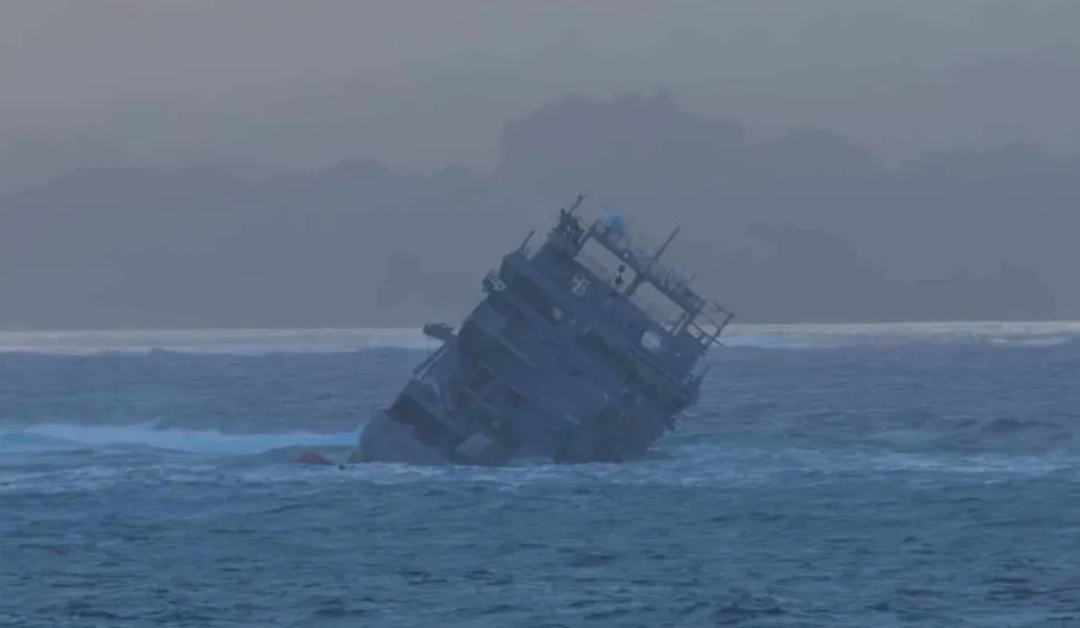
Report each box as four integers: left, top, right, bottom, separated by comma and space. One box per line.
548, 196, 734, 353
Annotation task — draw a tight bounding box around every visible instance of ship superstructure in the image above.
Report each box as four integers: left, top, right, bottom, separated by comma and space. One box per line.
353, 195, 733, 466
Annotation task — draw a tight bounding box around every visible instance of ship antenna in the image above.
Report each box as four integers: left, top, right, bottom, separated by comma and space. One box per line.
518, 229, 536, 252
650, 225, 681, 264
567, 193, 586, 216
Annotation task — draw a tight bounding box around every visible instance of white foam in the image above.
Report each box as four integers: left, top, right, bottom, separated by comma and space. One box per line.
2, 322, 1079, 355
720, 321, 1080, 350
0, 328, 431, 355
0, 422, 358, 456
987, 335, 1077, 347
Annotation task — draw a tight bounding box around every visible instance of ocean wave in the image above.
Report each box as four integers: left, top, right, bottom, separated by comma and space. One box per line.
269, 441, 1080, 489
2, 431, 1076, 499
0, 328, 432, 356
1, 323, 1079, 355
0, 422, 358, 456
722, 323, 1080, 351
986, 335, 1079, 348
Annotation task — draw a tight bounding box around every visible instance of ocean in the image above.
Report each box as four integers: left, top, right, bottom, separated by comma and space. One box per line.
1, 323, 1078, 627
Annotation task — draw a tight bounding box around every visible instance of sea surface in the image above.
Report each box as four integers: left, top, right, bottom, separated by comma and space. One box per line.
1, 323, 1079, 627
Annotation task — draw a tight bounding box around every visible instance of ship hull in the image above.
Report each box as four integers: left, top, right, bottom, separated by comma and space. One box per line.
349, 412, 451, 466
349, 406, 668, 466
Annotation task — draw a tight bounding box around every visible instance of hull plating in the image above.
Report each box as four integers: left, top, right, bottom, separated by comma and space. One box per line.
350, 412, 451, 466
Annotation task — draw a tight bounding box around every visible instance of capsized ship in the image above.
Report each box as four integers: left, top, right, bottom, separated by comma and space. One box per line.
351, 195, 734, 466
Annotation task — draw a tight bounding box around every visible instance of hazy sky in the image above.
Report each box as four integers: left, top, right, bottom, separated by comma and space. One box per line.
3, 0, 1080, 172
2, 1, 1080, 328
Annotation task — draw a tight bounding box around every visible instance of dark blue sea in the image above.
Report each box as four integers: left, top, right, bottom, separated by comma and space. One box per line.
1, 324, 1079, 628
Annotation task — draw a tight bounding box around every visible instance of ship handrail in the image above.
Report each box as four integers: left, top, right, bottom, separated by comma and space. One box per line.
587, 220, 712, 316
412, 341, 448, 379
575, 241, 709, 336
574, 249, 733, 348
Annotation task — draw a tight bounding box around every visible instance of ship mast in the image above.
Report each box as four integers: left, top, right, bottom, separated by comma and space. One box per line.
651, 225, 681, 264
567, 193, 587, 215
623, 225, 680, 298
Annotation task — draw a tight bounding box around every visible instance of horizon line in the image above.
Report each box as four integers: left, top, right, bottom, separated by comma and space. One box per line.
2, 320, 1079, 335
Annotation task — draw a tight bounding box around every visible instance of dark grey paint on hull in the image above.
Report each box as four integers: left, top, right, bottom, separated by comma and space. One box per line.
351, 412, 451, 466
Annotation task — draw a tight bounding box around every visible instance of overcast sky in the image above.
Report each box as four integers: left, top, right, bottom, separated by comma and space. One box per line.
2, 0, 1079, 172
2, 1, 1079, 328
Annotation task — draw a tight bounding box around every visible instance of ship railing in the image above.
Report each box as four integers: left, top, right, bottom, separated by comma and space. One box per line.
710, 303, 736, 332
575, 242, 691, 333
686, 322, 712, 345
590, 220, 707, 313
631, 291, 734, 341
632, 298, 682, 332
591, 220, 659, 270
412, 341, 448, 379
685, 305, 735, 349
586, 213, 735, 345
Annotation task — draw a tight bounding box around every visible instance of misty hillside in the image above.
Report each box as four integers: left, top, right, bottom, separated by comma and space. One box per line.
0, 92, 1075, 329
